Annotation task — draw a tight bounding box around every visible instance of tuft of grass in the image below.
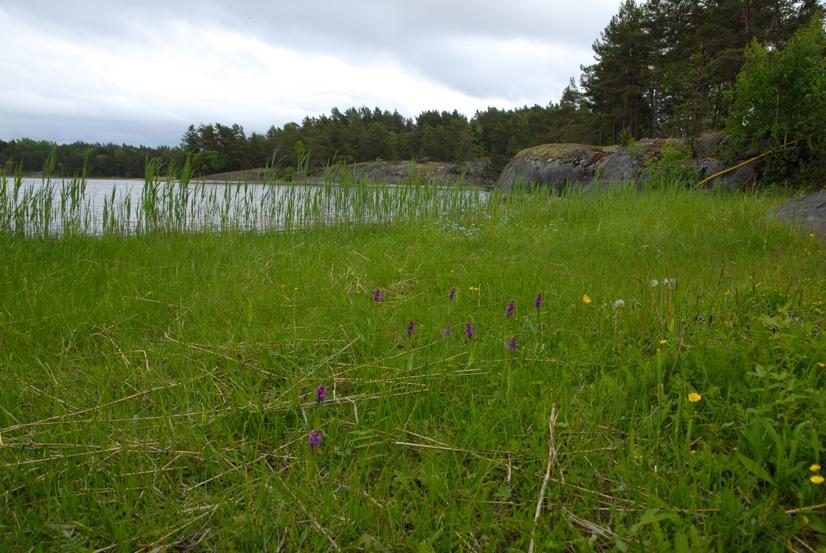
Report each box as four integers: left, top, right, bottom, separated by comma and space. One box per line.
0, 179, 824, 551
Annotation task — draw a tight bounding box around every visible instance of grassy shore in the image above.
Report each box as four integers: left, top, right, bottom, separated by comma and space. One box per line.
1, 184, 824, 551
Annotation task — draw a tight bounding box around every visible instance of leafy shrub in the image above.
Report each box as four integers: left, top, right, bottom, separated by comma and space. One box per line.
644, 141, 698, 185
725, 15, 826, 186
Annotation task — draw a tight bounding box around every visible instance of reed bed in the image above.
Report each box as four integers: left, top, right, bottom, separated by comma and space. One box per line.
1, 160, 490, 238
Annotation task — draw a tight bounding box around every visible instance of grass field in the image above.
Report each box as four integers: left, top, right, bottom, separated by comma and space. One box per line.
1, 182, 824, 551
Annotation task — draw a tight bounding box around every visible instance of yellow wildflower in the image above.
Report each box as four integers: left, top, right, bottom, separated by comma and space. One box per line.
582, 294, 592, 304
688, 392, 702, 403
658, 339, 669, 346
810, 464, 822, 473
811, 475, 825, 485
818, 362, 826, 368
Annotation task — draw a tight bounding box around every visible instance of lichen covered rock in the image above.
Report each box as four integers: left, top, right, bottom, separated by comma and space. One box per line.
495, 134, 761, 191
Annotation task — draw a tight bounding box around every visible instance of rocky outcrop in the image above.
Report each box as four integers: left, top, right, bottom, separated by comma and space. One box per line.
497, 143, 613, 193
772, 192, 826, 239
201, 159, 493, 186
496, 134, 760, 191
350, 159, 491, 186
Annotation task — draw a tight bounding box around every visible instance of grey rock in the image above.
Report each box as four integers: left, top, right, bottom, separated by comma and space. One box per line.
495, 135, 761, 191
497, 140, 672, 191
691, 158, 761, 190
351, 159, 491, 186
772, 192, 826, 239
593, 150, 644, 188
497, 144, 612, 192
691, 158, 726, 179
692, 133, 725, 159
717, 162, 761, 190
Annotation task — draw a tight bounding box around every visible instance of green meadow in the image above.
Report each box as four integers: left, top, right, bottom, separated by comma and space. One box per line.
1, 179, 824, 551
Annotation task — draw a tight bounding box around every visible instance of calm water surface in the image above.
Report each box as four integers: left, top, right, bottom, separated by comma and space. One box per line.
5, 177, 485, 235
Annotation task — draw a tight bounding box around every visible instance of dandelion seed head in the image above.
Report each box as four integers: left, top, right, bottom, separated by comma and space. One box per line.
613, 299, 625, 310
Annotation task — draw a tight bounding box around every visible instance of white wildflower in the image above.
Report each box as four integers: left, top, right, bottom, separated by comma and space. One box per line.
613, 299, 625, 310
650, 279, 660, 288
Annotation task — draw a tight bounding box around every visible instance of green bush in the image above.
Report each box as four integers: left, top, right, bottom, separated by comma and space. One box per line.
644, 140, 698, 185
725, 14, 826, 186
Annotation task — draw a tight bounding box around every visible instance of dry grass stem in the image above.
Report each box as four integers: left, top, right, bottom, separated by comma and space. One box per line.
528, 405, 559, 553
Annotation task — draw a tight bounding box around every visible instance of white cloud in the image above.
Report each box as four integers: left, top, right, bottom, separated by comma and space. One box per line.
0, 1, 619, 145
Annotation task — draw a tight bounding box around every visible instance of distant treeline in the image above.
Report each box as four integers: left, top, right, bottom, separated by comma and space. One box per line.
1, 0, 821, 179
0, 104, 594, 179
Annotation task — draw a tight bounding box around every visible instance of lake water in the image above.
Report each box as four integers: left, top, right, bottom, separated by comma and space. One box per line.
2, 177, 486, 236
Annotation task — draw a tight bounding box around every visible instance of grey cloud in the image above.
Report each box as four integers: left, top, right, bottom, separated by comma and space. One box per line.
1, 1, 619, 144
4, 1, 614, 44
3, 0, 614, 99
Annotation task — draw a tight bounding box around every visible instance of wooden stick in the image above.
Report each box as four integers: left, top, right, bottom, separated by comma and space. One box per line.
695, 140, 798, 188
528, 406, 559, 553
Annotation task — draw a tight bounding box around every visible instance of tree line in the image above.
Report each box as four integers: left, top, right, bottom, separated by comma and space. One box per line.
583, 0, 821, 143
2, 0, 822, 182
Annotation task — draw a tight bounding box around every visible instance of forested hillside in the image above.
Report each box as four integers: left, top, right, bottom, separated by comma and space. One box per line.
2, 0, 821, 178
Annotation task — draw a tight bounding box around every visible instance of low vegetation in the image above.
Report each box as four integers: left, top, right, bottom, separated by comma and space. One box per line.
1, 172, 824, 550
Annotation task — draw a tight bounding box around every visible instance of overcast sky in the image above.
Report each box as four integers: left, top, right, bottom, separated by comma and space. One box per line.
0, 1, 620, 146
